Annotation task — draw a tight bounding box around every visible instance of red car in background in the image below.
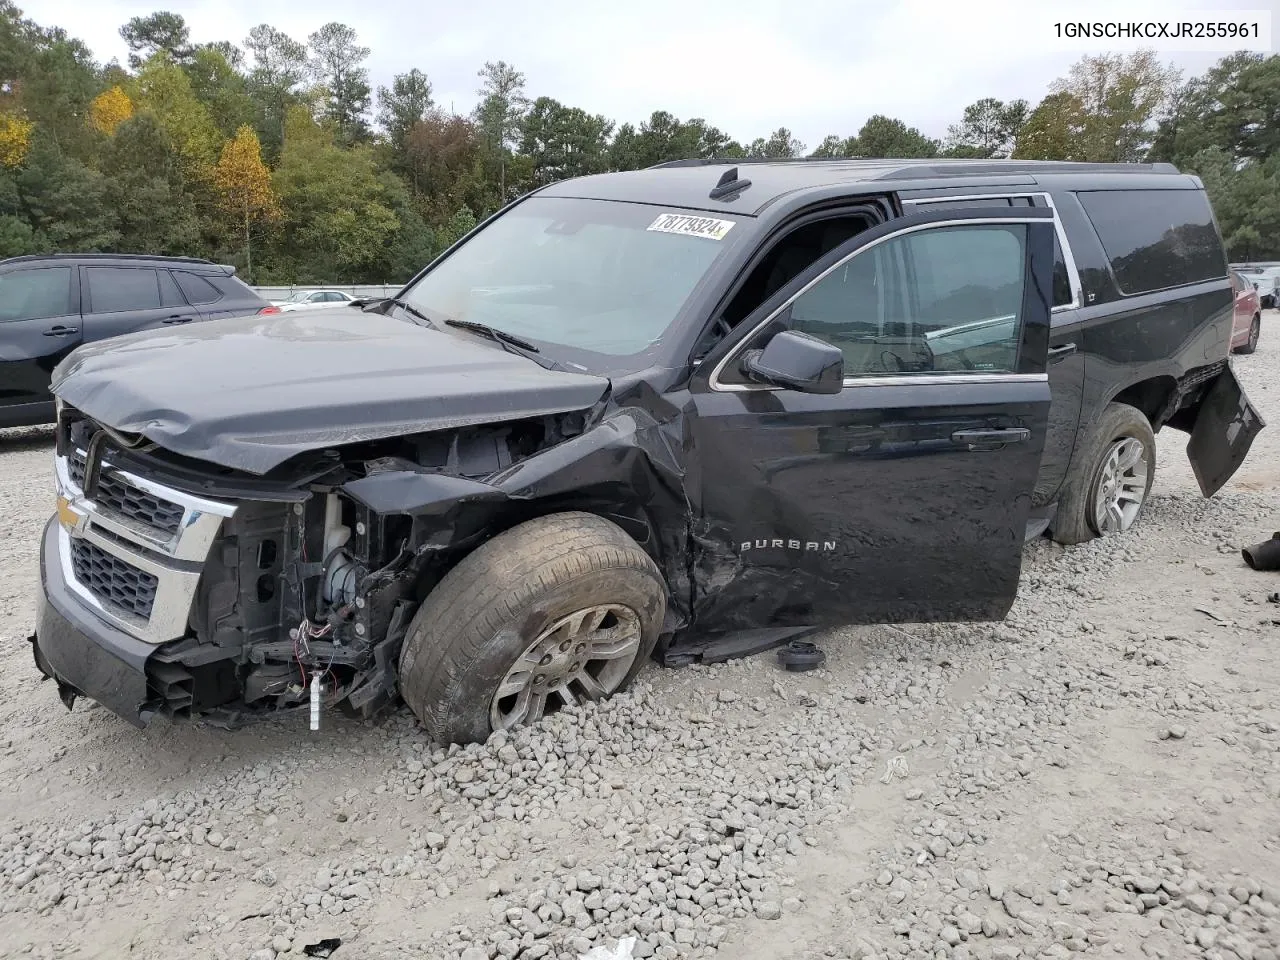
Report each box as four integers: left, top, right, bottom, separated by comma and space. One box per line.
1232, 270, 1262, 354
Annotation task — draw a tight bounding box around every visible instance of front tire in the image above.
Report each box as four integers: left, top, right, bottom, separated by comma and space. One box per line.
1050, 402, 1156, 545
398, 512, 666, 744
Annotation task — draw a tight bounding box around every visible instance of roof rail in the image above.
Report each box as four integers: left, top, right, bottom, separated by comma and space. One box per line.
649, 156, 867, 169
649, 157, 1183, 176
0, 252, 217, 266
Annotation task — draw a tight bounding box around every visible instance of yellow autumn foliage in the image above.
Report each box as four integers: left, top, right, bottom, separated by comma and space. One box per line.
0, 112, 34, 168
90, 86, 134, 135
213, 125, 280, 221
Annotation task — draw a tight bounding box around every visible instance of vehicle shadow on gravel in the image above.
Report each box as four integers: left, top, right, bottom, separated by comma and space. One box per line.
0, 425, 55, 451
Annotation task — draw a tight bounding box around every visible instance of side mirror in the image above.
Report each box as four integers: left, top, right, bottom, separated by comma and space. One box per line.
741, 330, 844, 394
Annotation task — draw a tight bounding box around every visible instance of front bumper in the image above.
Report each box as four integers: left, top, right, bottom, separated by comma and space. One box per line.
30, 516, 156, 727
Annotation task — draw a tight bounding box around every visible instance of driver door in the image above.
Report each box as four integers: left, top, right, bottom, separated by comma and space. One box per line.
685, 208, 1057, 631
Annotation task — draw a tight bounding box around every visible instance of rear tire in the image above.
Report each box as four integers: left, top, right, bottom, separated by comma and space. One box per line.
1050, 402, 1156, 545
398, 512, 666, 745
1237, 314, 1260, 355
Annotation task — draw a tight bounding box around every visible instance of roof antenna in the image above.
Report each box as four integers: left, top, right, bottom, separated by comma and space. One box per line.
709, 166, 752, 201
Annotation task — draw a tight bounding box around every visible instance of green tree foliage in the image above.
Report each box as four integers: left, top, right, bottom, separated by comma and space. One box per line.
1150, 53, 1280, 166
1034, 51, 1180, 162
747, 127, 804, 158
1012, 92, 1089, 160
810, 115, 938, 160
809, 134, 847, 158
474, 60, 529, 200
2, 130, 116, 253
10, 20, 99, 155
943, 98, 1028, 159
185, 45, 254, 139
119, 11, 192, 69
130, 52, 221, 178
2, 7, 1275, 277
307, 22, 372, 144
377, 69, 433, 150
850, 115, 938, 158
243, 23, 308, 157
271, 109, 398, 281
1149, 54, 1280, 260
520, 96, 613, 186
608, 112, 743, 169
100, 112, 201, 254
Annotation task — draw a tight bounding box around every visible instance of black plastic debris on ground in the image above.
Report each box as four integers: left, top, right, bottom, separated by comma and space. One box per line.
777, 639, 825, 672
1242, 531, 1280, 571
304, 939, 342, 958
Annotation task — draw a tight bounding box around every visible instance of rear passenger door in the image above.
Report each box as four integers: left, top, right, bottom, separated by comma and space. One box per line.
900, 192, 1086, 509
82, 266, 197, 343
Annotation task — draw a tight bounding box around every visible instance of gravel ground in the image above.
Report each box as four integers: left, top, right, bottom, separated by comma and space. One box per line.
2, 316, 1278, 960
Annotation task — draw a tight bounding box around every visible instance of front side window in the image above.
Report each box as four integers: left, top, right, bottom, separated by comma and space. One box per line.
0, 267, 72, 322
778, 223, 1028, 378
402, 197, 742, 367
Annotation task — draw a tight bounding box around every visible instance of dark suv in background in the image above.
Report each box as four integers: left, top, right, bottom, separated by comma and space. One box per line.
0, 254, 274, 428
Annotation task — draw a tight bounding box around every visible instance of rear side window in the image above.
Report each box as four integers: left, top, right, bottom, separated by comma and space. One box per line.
209, 274, 260, 301
86, 267, 161, 313
0, 267, 73, 322
1077, 189, 1226, 296
174, 271, 222, 304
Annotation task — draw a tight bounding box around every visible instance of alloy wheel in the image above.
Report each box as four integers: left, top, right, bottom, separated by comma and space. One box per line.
1093, 436, 1150, 534
489, 604, 642, 731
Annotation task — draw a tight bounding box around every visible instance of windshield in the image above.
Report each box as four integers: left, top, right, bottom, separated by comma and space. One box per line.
400, 197, 742, 368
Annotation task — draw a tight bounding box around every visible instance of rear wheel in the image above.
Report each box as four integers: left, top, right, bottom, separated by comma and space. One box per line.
1237, 314, 1260, 355
398, 512, 666, 745
1050, 402, 1156, 545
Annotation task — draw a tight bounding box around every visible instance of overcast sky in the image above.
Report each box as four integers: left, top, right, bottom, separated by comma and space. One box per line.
23, 0, 1273, 147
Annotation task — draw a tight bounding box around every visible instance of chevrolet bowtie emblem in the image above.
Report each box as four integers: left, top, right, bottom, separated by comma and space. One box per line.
56, 495, 80, 531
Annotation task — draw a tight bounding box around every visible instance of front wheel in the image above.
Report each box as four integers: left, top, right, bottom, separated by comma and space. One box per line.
1050, 402, 1156, 545
398, 512, 666, 745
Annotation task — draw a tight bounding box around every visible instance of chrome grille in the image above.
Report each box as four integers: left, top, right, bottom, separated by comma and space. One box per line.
69, 537, 159, 620
69, 452, 185, 537
54, 432, 237, 645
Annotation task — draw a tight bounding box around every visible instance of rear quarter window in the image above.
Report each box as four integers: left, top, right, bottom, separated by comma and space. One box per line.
174, 271, 223, 304
209, 274, 263, 302
1077, 189, 1226, 296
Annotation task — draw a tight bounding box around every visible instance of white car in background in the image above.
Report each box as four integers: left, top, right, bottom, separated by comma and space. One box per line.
271, 289, 357, 312
1232, 265, 1280, 310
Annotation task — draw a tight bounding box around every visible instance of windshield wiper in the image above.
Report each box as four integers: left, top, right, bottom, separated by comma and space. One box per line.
444, 318, 541, 353
360, 296, 436, 328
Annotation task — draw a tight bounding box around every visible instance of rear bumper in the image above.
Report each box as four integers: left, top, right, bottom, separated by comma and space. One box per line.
30, 516, 154, 728
1185, 364, 1266, 497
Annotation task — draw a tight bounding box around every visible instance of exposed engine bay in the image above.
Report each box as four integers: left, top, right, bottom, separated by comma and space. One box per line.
60, 408, 595, 726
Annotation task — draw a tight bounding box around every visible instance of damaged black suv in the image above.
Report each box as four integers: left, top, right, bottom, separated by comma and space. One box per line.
31, 158, 1263, 744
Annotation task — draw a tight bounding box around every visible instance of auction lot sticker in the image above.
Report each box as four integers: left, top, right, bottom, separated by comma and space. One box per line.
647, 213, 736, 241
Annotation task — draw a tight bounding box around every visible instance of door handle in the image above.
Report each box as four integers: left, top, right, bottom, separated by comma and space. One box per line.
951, 428, 1031, 450
1047, 342, 1078, 362
162, 315, 193, 324
43, 325, 79, 337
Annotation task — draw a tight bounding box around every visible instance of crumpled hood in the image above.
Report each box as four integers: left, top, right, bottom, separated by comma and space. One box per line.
51, 308, 611, 475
